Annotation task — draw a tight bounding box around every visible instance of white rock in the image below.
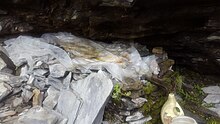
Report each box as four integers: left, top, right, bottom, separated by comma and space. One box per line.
19, 65, 29, 77
202, 86, 220, 94
33, 69, 48, 76
26, 75, 35, 85
21, 88, 33, 103
126, 112, 144, 122
46, 76, 64, 90
0, 81, 12, 101
0, 57, 7, 70
119, 111, 131, 116
49, 64, 66, 78
68, 70, 113, 124
131, 97, 147, 107
12, 97, 23, 107
63, 72, 72, 89
16, 106, 67, 124
203, 94, 220, 104
0, 110, 16, 118
4, 36, 73, 70
56, 90, 81, 124
128, 116, 152, 124
0, 72, 27, 88
43, 87, 60, 109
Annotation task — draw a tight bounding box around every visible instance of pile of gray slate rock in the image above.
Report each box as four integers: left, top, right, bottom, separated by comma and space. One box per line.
0, 32, 162, 124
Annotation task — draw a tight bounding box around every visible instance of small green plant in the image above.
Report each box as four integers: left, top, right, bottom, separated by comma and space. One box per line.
175, 73, 184, 90
112, 83, 131, 101
143, 82, 157, 95
194, 84, 205, 96
206, 117, 220, 124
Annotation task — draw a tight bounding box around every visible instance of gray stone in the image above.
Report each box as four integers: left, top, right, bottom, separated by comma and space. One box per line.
63, 72, 72, 89
202, 86, 220, 94
131, 97, 147, 108
55, 90, 81, 124
49, 64, 66, 78
2, 116, 19, 124
0, 81, 12, 101
70, 70, 113, 124
0, 72, 25, 87
46, 76, 64, 90
126, 111, 144, 122
26, 75, 35, 85
102, 121, 110, 124
119, 110, 131, 116
121, 98, 139, 111
21, 88, 33, 103
128, 116, 152, 124
122, 78, 143, 91
33, 76, 46, 90
208, 107, 220, 117
12, 97, 23, 107
19, 65, 28, 77
1, 67, 14, 74
0, 110, 16, 118
16, 106, 67, 124
33, 69, 49, 77
4, 36, 73, 70
0, 57, 7, 70
214, 103, 220, 108
43, 87, 60, 109
203, 94, 220, 104
73, 73, 88, 81
93, 104, 106, 124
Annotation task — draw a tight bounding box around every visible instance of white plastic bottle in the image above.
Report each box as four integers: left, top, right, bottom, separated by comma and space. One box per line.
161, 93, 184, 124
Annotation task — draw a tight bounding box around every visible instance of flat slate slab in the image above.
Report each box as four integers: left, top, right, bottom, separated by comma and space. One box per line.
203, 94, 220, 104
202, 86, 220, 94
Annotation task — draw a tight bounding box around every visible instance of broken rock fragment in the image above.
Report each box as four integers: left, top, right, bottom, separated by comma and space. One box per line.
12, 97, 23, 107
70, 70, 113, 124
0, 81, 12, 101
203, 94, 220, 104
21, 87, 33, 103
0, 57, 7, 70
0, 110, 16, 118
202, 86, 220, 94
43, 86, 60, 109
49, 64, 67, 78
16, 106, 67, 124
126, 111, 144, 122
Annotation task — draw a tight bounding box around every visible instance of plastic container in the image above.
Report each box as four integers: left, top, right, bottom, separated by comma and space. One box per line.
161, 93, 184, 124
171, 116, 197, 124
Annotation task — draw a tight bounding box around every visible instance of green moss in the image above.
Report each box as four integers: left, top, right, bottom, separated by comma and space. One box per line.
112, 83, 131, 103
112, 83, 122, 102
143, 82, 157, 95
177, 83, 205, 105
141, 96, 166, 124
141, 100, 154, 114
149, 108, 163, 124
